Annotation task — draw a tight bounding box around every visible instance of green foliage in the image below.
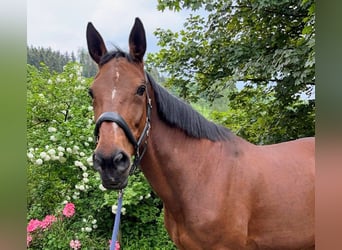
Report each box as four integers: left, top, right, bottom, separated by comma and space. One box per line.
27, 45, 98, 77
27, 46, 76, 73
148, 0, 315, 143
77, 48, 98, 78
210, 84, 315, 144
27, 62, 174, 249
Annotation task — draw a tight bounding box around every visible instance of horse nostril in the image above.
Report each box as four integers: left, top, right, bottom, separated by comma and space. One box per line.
113, 152, 124, 165
112, 151, 130, 171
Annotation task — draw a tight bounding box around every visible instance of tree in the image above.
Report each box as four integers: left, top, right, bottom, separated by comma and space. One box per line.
148, 0, 315, 143
27, 46, 76, 73
77, 48, 98, 77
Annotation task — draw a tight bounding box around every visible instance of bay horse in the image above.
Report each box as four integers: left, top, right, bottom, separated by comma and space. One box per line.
86, 18, 315, 250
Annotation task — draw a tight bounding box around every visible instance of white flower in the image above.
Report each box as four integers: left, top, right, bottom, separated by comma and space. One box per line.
50, 135, 57, 141
84, 142, 89, 147
99, 184, 107, 191
79, 152, 85, 157
44, 155, 51, 161
59, 157, 66, 163
87, 106, 93, 111
111, 205, 118, 214
40, 152, 47, 158
121, 207, 126, 215
29, 148, 34, 152
35, 159, 43, 165
92, 224, 98, 229
66, 130, 71, 136
73, 145, 80, 152
58, 152, 64, 157
145, 193, 151, 199
48, 149, 56, 155
69, 73, 73, 79
51, 155, 59, 160
57, 146, 65, 152
86, 156, 93, 166
85, 227, 92, 232
48, 127, 57, 133
81, 166, 87, 171
139, 196, 143, 200
82, 218, 87, 223
83, 178, 89, 183
27, 152, 34, 159
87, 137, 93, 142
74, 161, 82, 167
82, 173, 88, 178
47, 79, 52, 84
78, 185, 85, 191
66, 147, 72, 153
92, 219, 97, 224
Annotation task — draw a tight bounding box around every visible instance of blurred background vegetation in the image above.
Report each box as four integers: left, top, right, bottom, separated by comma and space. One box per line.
27, 0, 314, 248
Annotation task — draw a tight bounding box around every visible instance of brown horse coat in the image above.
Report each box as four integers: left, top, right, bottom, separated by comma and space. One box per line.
86, 17, 315, 250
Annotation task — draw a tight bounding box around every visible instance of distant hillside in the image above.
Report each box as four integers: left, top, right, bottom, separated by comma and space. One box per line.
27, 46, 97, 77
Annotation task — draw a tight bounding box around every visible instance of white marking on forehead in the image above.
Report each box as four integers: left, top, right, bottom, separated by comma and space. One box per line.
112, 88, 117, 100
112, 67, 119, 100
114, 67, 120, 82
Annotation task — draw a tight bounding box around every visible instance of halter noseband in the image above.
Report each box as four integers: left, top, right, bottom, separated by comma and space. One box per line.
93, 72, 152, 174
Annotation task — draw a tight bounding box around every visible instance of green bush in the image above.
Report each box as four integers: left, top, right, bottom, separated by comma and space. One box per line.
27, 62, 175, 249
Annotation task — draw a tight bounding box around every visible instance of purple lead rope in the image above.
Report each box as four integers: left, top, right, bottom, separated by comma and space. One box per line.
110, 189, 123, 250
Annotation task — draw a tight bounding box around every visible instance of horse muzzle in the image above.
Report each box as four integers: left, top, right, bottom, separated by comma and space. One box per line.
93, 150, 131, 190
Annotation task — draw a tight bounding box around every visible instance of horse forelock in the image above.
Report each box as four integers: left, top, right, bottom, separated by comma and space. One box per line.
99, 48, 133, 66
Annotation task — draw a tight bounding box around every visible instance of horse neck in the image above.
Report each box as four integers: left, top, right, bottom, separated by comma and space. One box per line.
139, 92, 235, 212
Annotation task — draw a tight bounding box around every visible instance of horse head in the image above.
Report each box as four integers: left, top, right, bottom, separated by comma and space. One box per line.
86, 18, 150, 190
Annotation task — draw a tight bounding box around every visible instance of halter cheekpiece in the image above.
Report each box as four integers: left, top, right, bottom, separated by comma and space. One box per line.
93, 72, 152, 174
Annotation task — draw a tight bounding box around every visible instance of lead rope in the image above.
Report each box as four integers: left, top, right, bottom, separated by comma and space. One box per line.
109, 189, 123, 250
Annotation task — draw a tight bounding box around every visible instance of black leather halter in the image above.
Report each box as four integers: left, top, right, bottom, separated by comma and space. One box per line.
93, 72, 152, 174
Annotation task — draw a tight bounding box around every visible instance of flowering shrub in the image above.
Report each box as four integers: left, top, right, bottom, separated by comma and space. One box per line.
63, 202, 75, 218
69, 239, 81, 249
27, 62, 175, 249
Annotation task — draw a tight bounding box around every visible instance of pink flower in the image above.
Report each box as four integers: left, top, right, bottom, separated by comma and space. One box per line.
109, 240, 120, 250
40, 215, 57, 230
27, 219, 41, 232
63, 202, 75, 218
27, 234, 32, 247
70, 239, 81, 249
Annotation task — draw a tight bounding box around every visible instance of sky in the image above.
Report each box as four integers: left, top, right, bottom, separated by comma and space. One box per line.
27, 0, 195, 54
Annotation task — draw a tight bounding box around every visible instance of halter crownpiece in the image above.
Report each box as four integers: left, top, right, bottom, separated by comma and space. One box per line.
93, 72, 152, 174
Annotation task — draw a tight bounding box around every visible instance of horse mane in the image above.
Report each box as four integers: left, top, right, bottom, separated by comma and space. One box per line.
99, 49, 232, 141
147, 73, 232, 141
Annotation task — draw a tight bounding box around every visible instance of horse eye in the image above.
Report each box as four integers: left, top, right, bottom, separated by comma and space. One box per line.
136, 85, 146, 96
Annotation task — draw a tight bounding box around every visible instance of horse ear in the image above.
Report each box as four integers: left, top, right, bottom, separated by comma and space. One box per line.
86, 22, 107, 64
129, 18, 146, 62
